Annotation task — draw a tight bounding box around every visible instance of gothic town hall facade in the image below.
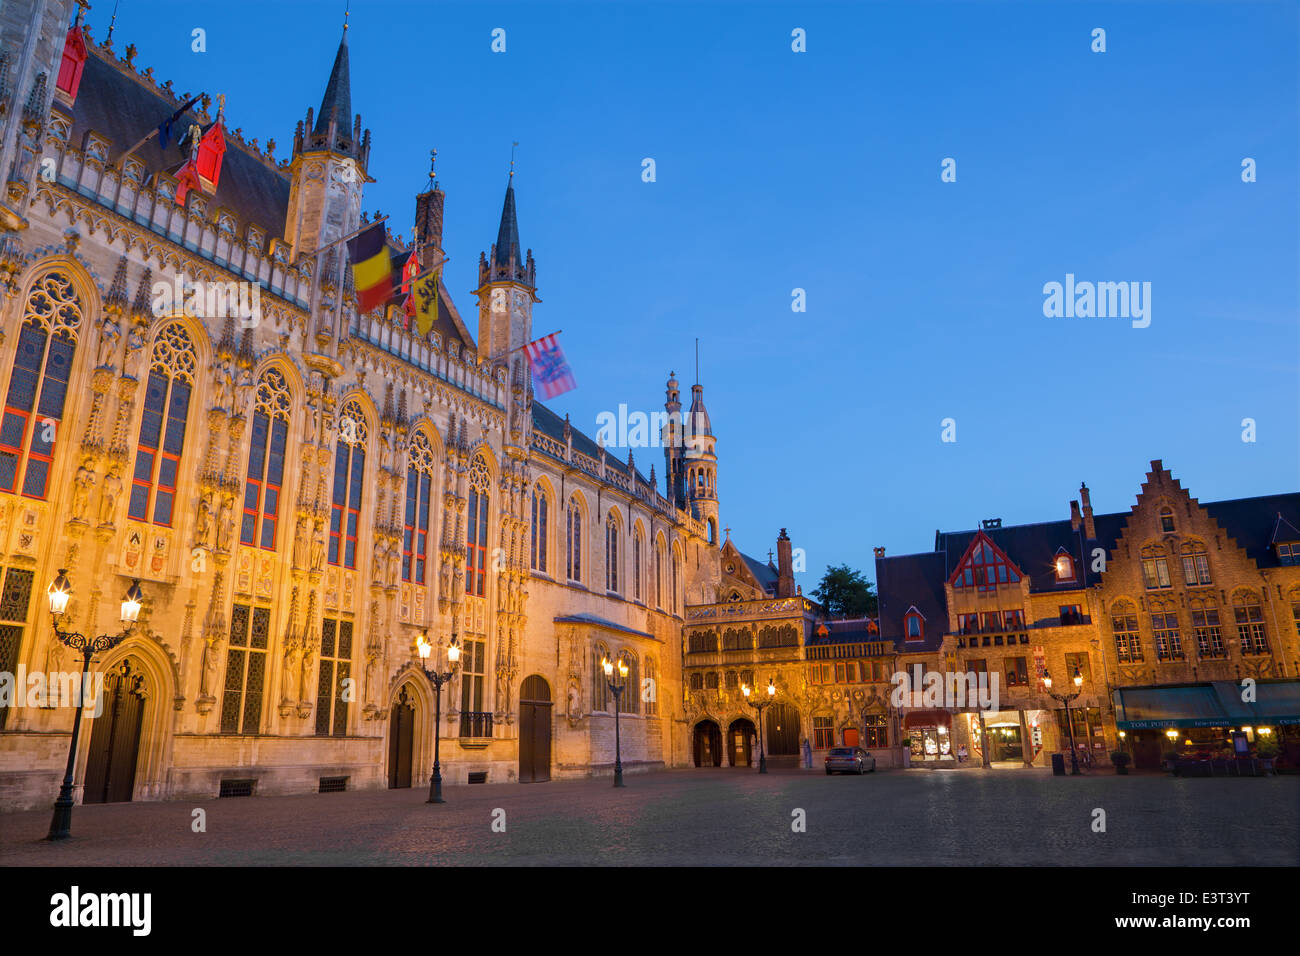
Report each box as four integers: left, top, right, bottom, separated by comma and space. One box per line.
0, 4, 762, 808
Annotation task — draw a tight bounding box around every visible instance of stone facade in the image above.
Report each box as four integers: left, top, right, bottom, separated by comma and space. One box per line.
0, 4, 735, 809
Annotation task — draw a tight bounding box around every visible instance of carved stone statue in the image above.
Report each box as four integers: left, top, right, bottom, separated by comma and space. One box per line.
216, 495, 233, 551
71, 461, 95, 522
292, 515, 309, 569
122, 325, 147, 379
96, 320, 120, 369
309, 519, 325, 571
567, 680, 582, 720
195, 493, 214, 548
98, 468, 121, 525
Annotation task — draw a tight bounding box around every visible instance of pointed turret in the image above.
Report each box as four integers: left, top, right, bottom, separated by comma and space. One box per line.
474, 170, 537, 364
285, 19, 368, 259
683, 379, 719, 542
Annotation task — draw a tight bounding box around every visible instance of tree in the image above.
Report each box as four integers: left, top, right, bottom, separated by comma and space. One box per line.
811, 564, 878, 618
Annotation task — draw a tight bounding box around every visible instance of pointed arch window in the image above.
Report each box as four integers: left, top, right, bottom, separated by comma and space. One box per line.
566, 497, 582, 583
632, 527, 643, 602
403, 432, 436, 584
605, 512, 619, 593
0, 272, 82, 499
644, 657, 658, 716
951, 534, 1021, 592
530, 484, 548, 573
1053, 549, 1075, 583
671, 548, 680, 614
654, 539, 664, 608
241, 368, 290, 549
128, 323, 196, 526
465, 454, 490, 596
592, 643, 609, 712
619, 650, 639, 715
329, 400, 367, 568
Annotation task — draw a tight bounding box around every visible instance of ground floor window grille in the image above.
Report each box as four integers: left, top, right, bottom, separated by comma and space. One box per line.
315, 618, 353, 736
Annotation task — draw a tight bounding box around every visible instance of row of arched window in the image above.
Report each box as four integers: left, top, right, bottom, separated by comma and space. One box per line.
1110, 591, 1273, 663
3, 269, 687, 613
590, 644, 658, 716
530, 484, 683, 614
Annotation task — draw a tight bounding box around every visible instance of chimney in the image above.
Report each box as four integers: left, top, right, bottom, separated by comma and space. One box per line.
1080, 482, 1096, 539
415, 186, 445, 270
776, 528, 794, 599
1070, 500, 1081, 532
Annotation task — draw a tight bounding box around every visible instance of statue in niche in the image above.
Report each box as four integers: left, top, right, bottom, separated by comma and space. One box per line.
567, 680, 582, 720
98, 468, 121, 525
292, 515, 310, 569
310, 520, 326, 571
71, 461, 95, 522
195, 493, 214, 548
216, 496, 233, 551
122, 325, 147, 379
96, 320, 120, 368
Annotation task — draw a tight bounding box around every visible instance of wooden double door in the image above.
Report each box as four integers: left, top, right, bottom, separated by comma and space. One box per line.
519, 675, 552, 783
83, 658, 146, 804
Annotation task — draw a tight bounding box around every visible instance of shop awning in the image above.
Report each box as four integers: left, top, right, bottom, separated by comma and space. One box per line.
1113, 680, 1300, 729
1249, 680, 1300, 726
1113, 685, 1230, 730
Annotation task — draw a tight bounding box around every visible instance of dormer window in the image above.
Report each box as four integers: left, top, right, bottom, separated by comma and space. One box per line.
904, 608, 924, 641
1053, 549, 1076, 583
1278, 542, 1300, 566
1159, 507, 1176, 533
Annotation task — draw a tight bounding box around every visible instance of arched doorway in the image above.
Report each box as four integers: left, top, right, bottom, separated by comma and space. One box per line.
83, 658, 146, 804
693, 720, 722, 767
728, 718, 755, 766
766, 702, 801, 756
388, 685, 416, 789
519, 675, 552, 783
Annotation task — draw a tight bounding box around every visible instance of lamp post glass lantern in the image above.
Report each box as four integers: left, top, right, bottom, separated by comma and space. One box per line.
1043, 667, 1085, 775
417, 631, 460, 804
45, 572, 144, 840
741, 679, 776, 773
603, 655, 629, 787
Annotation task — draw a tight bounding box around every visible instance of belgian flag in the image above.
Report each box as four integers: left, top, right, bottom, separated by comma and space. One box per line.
346, 222, 393, 315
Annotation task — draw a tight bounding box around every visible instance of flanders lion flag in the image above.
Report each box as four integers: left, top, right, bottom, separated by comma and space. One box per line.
410, 267, 440, 337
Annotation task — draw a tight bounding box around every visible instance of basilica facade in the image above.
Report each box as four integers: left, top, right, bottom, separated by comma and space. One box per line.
0, 3, 744, 809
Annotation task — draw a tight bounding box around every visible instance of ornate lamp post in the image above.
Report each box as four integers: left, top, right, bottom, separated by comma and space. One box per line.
602, 654, 629, 787
741, 679, 776, 774
1044, 666, 1085, 776
416, 631, 460, 804
46, 571, 144, 840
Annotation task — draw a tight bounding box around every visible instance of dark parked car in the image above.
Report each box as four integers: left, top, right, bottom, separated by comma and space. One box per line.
825, 747, 876, 775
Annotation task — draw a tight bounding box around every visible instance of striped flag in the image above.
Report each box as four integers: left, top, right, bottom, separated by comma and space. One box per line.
524, 333, 577, 399
346, 221, 393, 315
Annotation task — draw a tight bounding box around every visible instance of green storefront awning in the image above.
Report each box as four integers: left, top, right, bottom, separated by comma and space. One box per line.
1113, 685, 1228, 730
1251, 680, 1300, 726
1113, 680, 1300, 729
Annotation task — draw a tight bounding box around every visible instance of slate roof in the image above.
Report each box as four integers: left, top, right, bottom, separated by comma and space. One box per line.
313, 31, 352, 137
740, 552, 778, 593
553, 612, 652, 639
806, 617, 882, 646
493, 181, 522, 269
1205, 494, 1300, 568
70, 47, 291, 241
935, 513, 1129, 594
874, 551, 948, 653
530, 402, 655, 490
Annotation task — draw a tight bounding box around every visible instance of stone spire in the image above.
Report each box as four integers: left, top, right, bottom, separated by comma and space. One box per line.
313, 21, 352, 140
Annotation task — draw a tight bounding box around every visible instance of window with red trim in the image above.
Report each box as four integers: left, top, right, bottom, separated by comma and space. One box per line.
128, 324, 195, 526
329, 401, 367, 569
402, 432, 436, 584
0, 272, 82, 499
952, 534, 1021, 592
904, 609, 924, 640
240, 369, 291, 550
465, 454, 490, 596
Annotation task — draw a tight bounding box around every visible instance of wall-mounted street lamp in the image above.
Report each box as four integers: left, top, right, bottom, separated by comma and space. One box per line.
417, 631, 460, 804
46, 572, 145, 840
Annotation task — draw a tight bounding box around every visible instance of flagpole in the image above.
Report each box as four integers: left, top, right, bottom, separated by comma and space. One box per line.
486, 330, 563, 366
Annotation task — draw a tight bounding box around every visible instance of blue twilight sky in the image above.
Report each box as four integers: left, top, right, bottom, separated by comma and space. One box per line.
93, 0, 1297, 591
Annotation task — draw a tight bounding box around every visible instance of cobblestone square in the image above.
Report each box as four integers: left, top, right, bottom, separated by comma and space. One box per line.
3, 768, 1297, 866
